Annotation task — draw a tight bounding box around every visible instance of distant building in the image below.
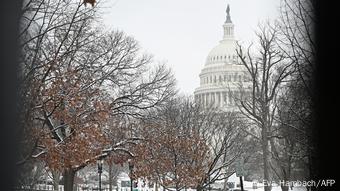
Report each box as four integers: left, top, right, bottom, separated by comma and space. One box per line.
194, 5, 250, 111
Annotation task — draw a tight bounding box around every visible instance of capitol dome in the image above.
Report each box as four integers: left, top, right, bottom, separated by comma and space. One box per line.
194, 5, 250, 111
205, 39, 238, 66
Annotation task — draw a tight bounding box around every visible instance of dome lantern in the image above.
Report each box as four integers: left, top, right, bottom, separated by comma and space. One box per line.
223, 4, 234, 40
204, 4, 237, 67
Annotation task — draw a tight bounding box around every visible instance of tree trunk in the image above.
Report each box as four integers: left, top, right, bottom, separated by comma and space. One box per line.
52, 170, 60, 191
281, 185, 289, 191
53, 180, 59, 191
280, 171, 289, 191
109, 163, 113, 191
223, 178, 229, 191
155, 181, 158, 191
63, 168, 76, 191
196, 185, 203, 191
307, 136, 318, 191
262, 127, 271, 191
280, 173, 289, 191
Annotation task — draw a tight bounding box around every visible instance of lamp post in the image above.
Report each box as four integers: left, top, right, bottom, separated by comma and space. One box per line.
128, 159, 134, 191
97, 158, 104, 191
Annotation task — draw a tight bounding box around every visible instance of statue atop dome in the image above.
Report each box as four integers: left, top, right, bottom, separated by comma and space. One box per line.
225, 4, 232, 23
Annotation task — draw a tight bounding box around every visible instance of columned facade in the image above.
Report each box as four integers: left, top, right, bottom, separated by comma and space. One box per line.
194, 5, 250, 112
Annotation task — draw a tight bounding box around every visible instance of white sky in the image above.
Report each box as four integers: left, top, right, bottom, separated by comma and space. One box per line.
102, 0, 281, 95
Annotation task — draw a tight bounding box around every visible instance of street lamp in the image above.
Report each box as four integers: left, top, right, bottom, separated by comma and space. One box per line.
97, 158, 104, 191
128, 159, 134, 191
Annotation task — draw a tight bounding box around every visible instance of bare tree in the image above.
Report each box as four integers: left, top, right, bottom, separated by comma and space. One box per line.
268, 94, 309, 191
17, 1, 176, 191
195, 110, 249, 191
15, 160, 46, 190
132, 97, 248, 191
236, 23, 295, 191
277, 0, 317, 187
106, 158, 126, 191
133, 97, 210, 191
278, 0, 315, 98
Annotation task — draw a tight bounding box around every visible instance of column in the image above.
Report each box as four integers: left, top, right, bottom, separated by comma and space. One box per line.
231, 91, 234, 106
214, 92, 218, 107
220, 92, 223, 107
202, 94, 205, 108
216, 92, 219, 107
204, 93, 206, 107
207, 93, 210, 107
229, 91, 232, 106
200, 94, 202, 105
224, 92, 227, 105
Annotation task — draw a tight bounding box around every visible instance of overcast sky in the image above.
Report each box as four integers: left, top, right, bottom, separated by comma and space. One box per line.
102, 0, 281, 95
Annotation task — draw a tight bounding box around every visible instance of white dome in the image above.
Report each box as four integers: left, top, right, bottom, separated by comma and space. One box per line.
194, 5, 251, 112
205, 39, 238, 66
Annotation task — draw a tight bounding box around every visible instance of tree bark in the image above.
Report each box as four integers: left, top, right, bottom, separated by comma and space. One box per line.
63, 168, 76, 191
223, 178, 229, 191
280, 178, 289, 191
281, 185, 289, 191
196, 185, 203, 191
155, 181, 158, 191
52, 170, 60, 191
109, 163, 113, 191
262, 126, 271, 191
280, 172, 289, 191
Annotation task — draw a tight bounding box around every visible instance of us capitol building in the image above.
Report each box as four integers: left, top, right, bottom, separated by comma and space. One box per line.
194, 5, 250, 112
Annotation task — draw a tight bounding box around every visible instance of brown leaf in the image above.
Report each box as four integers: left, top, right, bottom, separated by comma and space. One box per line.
83, 0, 96, 7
